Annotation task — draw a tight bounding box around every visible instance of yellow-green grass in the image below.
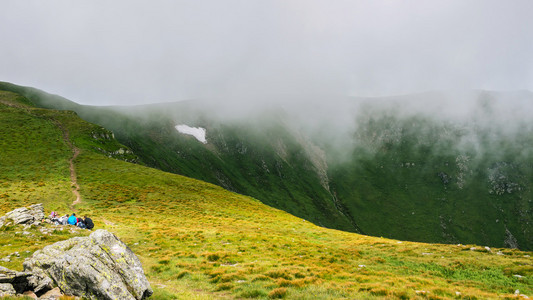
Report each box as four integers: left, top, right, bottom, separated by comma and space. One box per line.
0, 92, 531, 299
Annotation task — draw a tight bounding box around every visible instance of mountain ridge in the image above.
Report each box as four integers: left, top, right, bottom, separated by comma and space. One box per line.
1, 81, 531, 250
0, 87, 532, 298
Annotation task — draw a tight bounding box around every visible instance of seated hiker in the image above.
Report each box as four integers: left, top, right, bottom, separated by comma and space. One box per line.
58, 214, 69, 225
49, 211, 59, 224
84, 216, 94, 230
67, 213, 78, 225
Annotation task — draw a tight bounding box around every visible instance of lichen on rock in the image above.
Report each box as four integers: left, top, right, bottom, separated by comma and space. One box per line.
0, 266, 32, 295
23, 229, 152, 300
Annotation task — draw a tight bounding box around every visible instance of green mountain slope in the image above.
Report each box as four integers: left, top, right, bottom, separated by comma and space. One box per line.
1, 88, 532, 299
0, 82, 360, 233
0, 82, 531, 251
331, 111, 533, 248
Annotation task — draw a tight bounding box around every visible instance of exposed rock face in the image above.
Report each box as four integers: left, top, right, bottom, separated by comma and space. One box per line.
505, 227, 519, 249
0, 283, 16, 297
23, 229, 152, 300
39, 287, 63, 299
0, 203, 45, 228
0, 266, 32, 295
28, 204, 45, 223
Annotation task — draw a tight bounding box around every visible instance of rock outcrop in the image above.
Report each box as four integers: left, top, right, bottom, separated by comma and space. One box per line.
0, 283, 16, 297
0, 266, 32, 295
0, 203, 45, 228
23, 229, 153, 300
0, 266, 68, 299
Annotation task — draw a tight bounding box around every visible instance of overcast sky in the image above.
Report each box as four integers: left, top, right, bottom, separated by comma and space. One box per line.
1, 1, 532, 105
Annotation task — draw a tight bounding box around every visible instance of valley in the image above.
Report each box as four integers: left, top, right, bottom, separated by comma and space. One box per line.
0, 87, 532, 298
2, 82, 530, 250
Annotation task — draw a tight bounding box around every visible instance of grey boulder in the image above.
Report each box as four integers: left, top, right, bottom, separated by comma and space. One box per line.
28, 204, 45, 224
0, 282, 16, 297
0, 203, 45, 228
23, 229, 152, 300
0, 266, 32, 294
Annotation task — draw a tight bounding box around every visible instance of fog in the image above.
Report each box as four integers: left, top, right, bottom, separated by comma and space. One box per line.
1, 1, 532, 106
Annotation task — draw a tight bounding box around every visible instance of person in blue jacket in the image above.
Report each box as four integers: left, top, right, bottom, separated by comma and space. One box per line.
68, 213, 78, 225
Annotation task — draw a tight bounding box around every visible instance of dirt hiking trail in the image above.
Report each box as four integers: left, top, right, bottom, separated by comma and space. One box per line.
54, 121, 82, 208
70, 147, 82, 206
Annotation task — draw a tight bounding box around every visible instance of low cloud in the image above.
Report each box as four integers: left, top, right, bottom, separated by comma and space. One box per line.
0, 0, 532, 105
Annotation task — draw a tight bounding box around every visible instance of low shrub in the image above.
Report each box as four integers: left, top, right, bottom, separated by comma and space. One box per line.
207, 253, 220, 261
175, 270, 189, 279
266, 269, 292, 280
268, 287, 287, 299
251, 275, 271, 282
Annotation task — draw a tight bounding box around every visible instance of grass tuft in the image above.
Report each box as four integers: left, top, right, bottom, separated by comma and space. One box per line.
268, 287, 287, 299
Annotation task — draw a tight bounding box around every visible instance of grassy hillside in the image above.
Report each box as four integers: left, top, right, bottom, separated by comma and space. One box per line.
0, 82, 531, 251
1, 89, 532, 299
0, 81, 360, 234
330, 111, 533, 249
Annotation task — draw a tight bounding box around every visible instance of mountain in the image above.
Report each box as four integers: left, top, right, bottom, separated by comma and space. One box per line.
0, 82, 532, 251
0, 86, 532, 298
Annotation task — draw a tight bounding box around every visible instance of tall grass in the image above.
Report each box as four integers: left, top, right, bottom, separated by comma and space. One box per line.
0, 92, 531, 299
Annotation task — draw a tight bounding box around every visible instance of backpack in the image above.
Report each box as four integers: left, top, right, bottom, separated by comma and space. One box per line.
85, 218, 94, 230
77, 221, 87, 229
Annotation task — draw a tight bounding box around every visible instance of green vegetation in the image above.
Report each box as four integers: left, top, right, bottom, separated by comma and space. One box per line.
0, 82, 531, 251
1, 81, 533, 253
0, 81, 358, 234
0, 87, 532, 299
331, 112, 533, 249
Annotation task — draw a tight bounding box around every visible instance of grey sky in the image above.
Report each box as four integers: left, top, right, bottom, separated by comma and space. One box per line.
1, 0, 532, 105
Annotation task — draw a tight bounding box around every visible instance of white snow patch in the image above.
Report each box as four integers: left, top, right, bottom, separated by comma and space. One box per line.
175, 124, 207, 144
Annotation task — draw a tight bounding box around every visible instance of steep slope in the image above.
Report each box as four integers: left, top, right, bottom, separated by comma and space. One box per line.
1, 82, 531, 251
0, 90, 136, 213
0, 89, 532, 299
0, 82, 361, 233
330, 108, 533, 249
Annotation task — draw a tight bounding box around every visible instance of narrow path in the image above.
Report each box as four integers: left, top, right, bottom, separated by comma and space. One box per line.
70, 147, 82, 206
5, 102, 84, 208
54, 121, 82, 207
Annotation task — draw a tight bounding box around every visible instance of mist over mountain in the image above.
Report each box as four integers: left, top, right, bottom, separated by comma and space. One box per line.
2, 1, 533, 105
3, 82, 531, 250
2, 84, 532, 298
2, 2, 533, 297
